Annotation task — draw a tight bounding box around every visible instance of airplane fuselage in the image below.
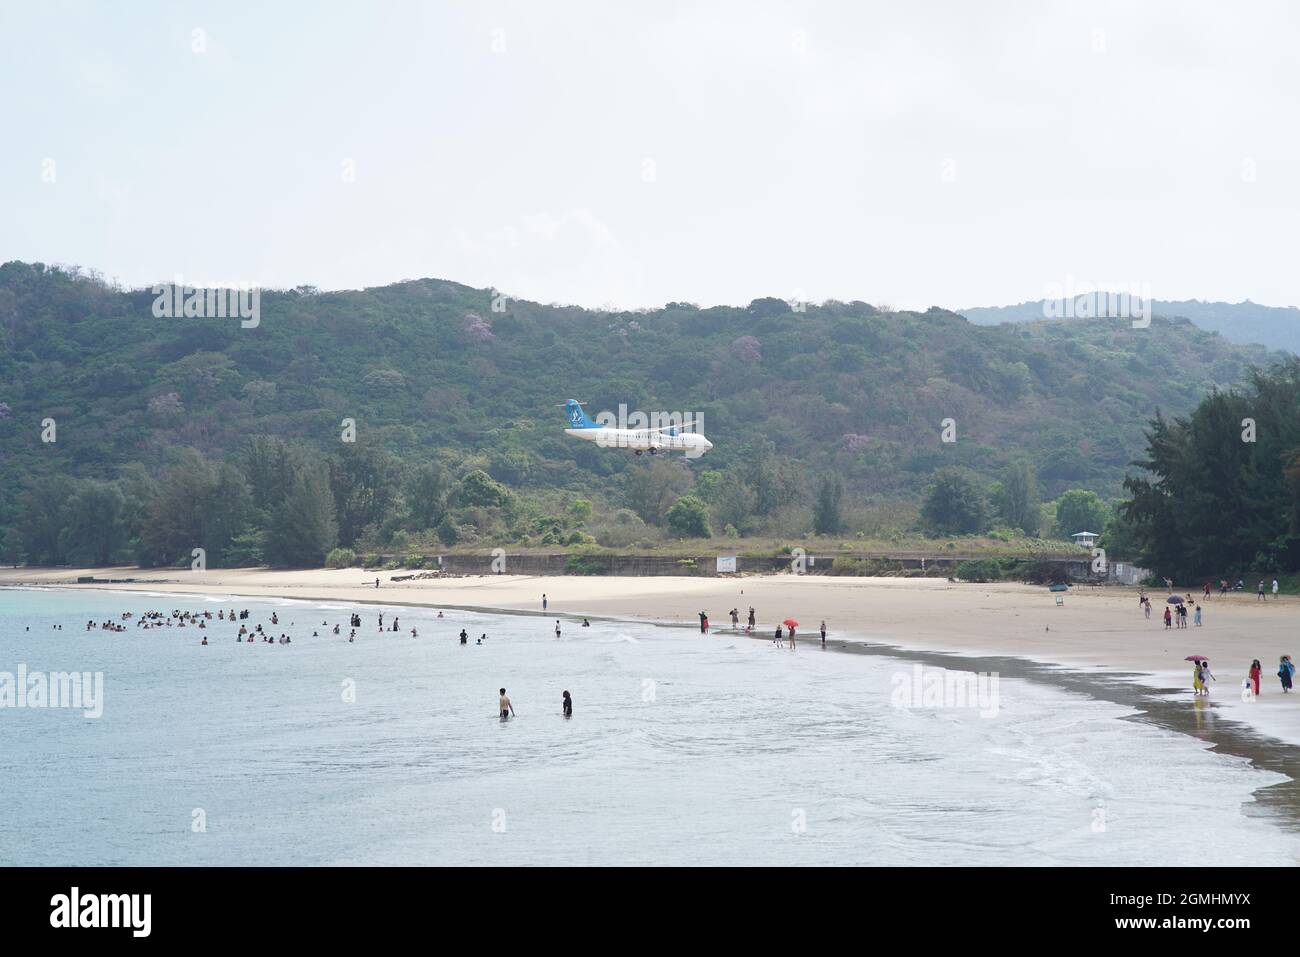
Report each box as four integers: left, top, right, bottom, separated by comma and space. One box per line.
565, 427, 712, 458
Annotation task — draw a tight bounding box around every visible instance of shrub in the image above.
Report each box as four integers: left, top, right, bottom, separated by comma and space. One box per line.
325, 547, 357, 568
956, 559, 1003, 583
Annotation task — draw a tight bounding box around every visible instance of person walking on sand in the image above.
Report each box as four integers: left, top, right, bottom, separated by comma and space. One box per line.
1194, 604, 1202, 627
1258, 580, 1266, 601
499, 688, 515, 719
1163, 606, 1172, 629
1249, 659, 1262, 698
1279, 656, 1295, 693
820, 620, 827, 647
1273, 578, 1280, 599
1200, 660, 1216, 694
1192, 660, 1204, 695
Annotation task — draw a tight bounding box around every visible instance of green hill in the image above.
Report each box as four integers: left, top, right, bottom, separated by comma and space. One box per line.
0, 261, 1284, 565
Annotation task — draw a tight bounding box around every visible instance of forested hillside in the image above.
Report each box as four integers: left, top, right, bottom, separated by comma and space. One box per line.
961, 298, 1300, 355
0, 261, 1283, 566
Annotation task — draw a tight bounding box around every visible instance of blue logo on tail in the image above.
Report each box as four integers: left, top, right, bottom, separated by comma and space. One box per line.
564, 399, 599, 429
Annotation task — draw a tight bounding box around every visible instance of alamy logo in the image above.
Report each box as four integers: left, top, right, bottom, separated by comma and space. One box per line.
0, 665, 104, 718
1042, 276, 1152, 328
152, 274, 260, 328
50, 887, 151, 937
890, 665, 1000, 718
593, 405, 703, 434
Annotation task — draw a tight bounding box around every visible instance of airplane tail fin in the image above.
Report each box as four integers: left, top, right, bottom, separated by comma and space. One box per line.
564, 399, 599, 429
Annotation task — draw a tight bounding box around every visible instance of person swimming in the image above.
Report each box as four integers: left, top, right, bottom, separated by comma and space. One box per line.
499, 688, 514, 719
562, 690, 572, 717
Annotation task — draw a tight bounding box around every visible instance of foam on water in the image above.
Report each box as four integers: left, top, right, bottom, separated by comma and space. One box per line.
0, 588, 1295, 866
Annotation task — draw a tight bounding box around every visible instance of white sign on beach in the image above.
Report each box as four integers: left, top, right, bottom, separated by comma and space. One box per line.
716, 556, 737, 573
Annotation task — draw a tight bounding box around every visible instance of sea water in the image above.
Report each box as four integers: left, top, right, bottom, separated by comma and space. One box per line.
0, 587, 1295, 866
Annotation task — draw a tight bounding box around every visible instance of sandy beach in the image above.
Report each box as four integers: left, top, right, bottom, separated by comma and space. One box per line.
4, 565, 1298, 747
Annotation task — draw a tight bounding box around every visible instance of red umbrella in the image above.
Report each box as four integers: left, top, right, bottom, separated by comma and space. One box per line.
783, 618, 799, 628
1184, 655, 1207, 662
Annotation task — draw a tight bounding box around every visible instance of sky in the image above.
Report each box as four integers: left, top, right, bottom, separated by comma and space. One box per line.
2, 0, 1299, 311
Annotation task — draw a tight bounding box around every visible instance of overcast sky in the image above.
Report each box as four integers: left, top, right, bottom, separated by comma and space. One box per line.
3, 0, 1299, 311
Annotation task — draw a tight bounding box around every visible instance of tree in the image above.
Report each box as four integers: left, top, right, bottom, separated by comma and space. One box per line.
921, 468, 988, 535
267, 469, 338, 566
61, 481, 128, 565
666, 495, 711, 538
994, 461, 1040, 534
710, 473, 757, 532
452, 468, 511, 509
1053, 489, 1110, 539
17, 476, 75, 565
329, 442, 402, 547
625, 459, 692, 525
404, 462, 450, 531
813, 475, 845, 535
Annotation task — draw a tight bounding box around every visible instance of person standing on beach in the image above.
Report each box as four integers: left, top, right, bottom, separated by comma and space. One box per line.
375, 578, 380, 589
1163, 606, 1172, 629
699, 612, 708, 634
1273, 578, 1280, 599
1200, 660, 1216, 693
1249, 659, 1262, 697
748, 607, 756, 629
555, 619, 561, 639
774, 624, 783, 647
1194, 604, 1202, 627
730, 608, 739, 628
820, 620, 827, 647
1279, 656, 1295, 693
499, 688, 515, 719
1143, 597, 1151, 619
1192, 660, 1204, 695
543, 593, 548, 611
787, 623, 796, 649
1258, 580, 1266, 601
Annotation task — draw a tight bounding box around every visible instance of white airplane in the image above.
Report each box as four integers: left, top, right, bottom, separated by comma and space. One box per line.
561, 399, 713, 458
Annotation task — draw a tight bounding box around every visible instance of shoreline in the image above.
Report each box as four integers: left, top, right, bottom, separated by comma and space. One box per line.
4, 566, 1300, 831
